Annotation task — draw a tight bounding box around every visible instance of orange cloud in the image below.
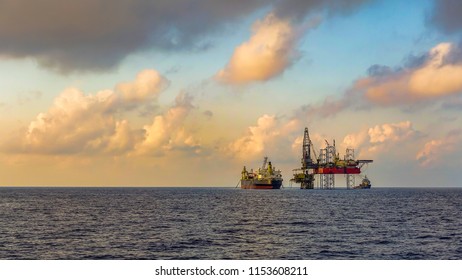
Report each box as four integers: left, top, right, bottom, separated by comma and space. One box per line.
4, 69, 170, 155
409, 43, 462, 96
22, 88, 120, 154
215, 13, 302, 85
227, 114, 301, 160
416, 129, 462, 167
105, 120, 139, 153
135, 92, 200, 156
227, 114, 278, 159
116, 69, 169, 104
355, 42, 462, 105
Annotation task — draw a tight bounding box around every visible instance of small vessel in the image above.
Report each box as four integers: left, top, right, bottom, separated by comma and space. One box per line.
240, 157, 283, 189
353, 176, 371, 189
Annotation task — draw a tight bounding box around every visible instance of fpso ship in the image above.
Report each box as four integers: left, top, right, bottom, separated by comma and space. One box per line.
240, 157, 283, 189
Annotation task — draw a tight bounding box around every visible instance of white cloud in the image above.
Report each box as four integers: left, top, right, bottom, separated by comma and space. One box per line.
368, 121, 418, 144
343, 121, 420, 156
215, 13, 305, 85
343, 129, 369, 150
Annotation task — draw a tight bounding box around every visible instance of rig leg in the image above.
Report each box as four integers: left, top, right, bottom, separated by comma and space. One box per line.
346, 174, 355, 189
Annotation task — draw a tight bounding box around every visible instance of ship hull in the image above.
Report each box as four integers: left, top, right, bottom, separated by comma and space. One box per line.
241, 179, 282, 189
353, 185, 371, 189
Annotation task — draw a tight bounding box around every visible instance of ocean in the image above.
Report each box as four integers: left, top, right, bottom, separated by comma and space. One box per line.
0, 187, 461, 259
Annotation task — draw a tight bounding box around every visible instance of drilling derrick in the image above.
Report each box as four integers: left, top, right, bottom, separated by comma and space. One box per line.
301, 128, 314, 169
291, 128, 317, 189
291, 127, 373, 189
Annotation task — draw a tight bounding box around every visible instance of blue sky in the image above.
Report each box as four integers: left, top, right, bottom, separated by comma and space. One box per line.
0, 0, 461, 187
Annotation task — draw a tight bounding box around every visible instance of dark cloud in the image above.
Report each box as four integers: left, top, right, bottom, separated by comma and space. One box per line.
203, 110, 214, 119
294, 88, 366, 121
367, 64, 395, 77
403, 53, 429, 69
274, 0, 369, 20
375, 42, 462, 77
442, 41, 462, 64
441, 95, 462, 110
0, 0, 266, 73
429, 0, 462, 34
0, 0, 370, 73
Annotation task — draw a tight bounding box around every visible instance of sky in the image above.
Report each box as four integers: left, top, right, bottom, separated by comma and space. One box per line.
1, 0, 462, 187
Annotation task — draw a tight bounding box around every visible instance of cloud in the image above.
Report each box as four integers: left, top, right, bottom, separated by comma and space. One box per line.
0, 0, 369, 73
3, 69, 168, 155
135, 92, 201, 156
343, 121, 421, 156
203, 110, 214, 119
227, 114, 278, 158
416, 129, 462, 167
441, 95, 462, 110
428, 0, 462, 35
116, 70, 169, 104
0, 0, 264, 73
292, 41, 462, 121
368, 121, 419, 144
296, 93, 355, 120
408, 43, 462, 96
18, 88, 120, 154
105, 120, 139, 154
292, 42, 462, 120
274, 0, 370, 20
215, 13, 308, 84
354, 42, 462, 105
342, 129, 369, 151
227, 114, 301, 160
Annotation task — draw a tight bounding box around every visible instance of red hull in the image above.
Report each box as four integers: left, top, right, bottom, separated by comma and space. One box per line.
240, 179, 282, 189
241, 184, 276, 189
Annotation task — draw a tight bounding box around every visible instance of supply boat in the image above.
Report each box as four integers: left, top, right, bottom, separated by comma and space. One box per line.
353, 176, 372, 189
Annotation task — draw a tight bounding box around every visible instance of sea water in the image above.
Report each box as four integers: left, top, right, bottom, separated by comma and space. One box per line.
0, 187, 461, 259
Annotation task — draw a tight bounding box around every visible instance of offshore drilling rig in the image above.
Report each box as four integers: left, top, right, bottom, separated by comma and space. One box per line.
291, 128, 373, 189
